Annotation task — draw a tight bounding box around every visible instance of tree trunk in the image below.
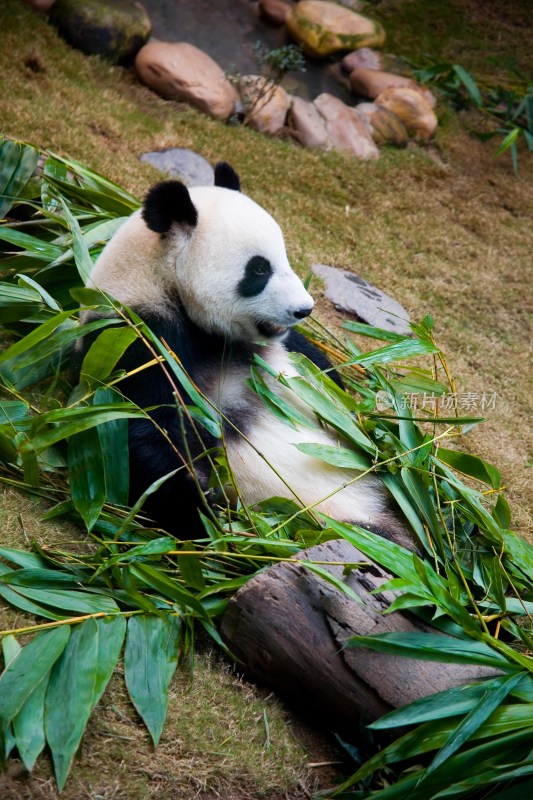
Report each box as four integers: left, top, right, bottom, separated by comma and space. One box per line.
220, 539, 497, 733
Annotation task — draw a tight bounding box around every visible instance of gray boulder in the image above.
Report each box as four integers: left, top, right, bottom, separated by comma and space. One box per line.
312, 263, 411, 335
139, 148, 214, 187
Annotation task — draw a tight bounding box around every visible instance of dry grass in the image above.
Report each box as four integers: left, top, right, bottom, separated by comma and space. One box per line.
1, 0, 532, 796
0, 488, 332, 800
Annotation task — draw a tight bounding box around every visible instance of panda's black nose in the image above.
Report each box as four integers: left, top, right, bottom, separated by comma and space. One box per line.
293, 306, 313, 320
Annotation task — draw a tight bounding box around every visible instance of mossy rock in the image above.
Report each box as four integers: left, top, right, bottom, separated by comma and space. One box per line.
49, 0, 151, 64
286, 0, 385, 58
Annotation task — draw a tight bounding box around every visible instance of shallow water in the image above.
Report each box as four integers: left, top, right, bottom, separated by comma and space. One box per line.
141, 0, 353, 103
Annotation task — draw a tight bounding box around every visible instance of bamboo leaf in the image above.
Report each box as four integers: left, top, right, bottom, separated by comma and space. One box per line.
349, 704, 533, 786
94, 387, 130, 506
45, 619, 100, 791
493, 494, 511, 529
0, 281, 43, 322
0, 309, 74, 365
293, 442, 371, 470
345, 632, 513, 669
0, 226, 63, 260
323, 516, 420, 582
0, 568, 81, 587
0, 140, 22, 215
248, 367, 314, 430
6, 584, 119, 615
301, 560, 365, 605
130, 563, 208, 618
381, 472, 430, 547
452, 64, 482, 106
124, 614, 181, 745
283, 376, 377, 455
352, 729, 533, 800
346, 338, 439, 368
89, 616, 127, 711
342, 321, 407, 342
369, 677, 501, 729
0, 627, 70, 724
177, 553, 206, 591
59, 197, 95, 283
0, 141, 39, 217
68, 426, 106, 531
80, 326, 138, 383
425, 671, 525, 775
12, 661, 50, 771
21, 403, 146, 452
0, 547, 48, 569
17, 274, 61, 311
437, 447, 501, 489
0, 566, 65, 619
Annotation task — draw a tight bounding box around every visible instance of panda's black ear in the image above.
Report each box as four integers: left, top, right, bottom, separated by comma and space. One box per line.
142, 180, 198, 234
214, 162, 241, 191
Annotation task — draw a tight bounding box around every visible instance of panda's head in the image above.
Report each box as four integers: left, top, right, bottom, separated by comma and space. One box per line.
135, 162, 314, 343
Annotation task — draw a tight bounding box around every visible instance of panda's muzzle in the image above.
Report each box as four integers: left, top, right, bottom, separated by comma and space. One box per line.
256, 321, 289, 338
256, 306, 313, 339
293, 306, 314, 320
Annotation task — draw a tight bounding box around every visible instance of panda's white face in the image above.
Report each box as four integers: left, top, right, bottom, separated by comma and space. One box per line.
169, 186, 314, 343
87, 168, 314, 344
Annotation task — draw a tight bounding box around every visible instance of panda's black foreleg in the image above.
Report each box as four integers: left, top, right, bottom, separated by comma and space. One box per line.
127, 410, 214, 539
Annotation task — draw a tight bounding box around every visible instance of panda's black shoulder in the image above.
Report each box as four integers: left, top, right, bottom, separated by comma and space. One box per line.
284, 329, 343, 388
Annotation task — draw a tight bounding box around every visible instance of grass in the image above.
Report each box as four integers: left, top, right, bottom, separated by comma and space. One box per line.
0, 0, 532, 796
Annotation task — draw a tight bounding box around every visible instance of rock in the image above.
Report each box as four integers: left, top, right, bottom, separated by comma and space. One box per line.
311, 263, 411, 335
288, 96, 329, 149
25, 0, 56, 11
48, 0, 151, 64
285, 0, 385, 58
139, 148, 214, 186
239, 75, 290, 135
335, 0, 366, 10
313, 93, 379, 160
342, 47, 382, 73
258, 0, 291, 26
356, 103, 408, 147
349, 67, 436, 107
342, 49, 412, 76
375, 87, 438, 141
135, 42, 238, 120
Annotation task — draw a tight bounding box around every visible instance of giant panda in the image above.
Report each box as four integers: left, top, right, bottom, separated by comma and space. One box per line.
82, 162, 413, 549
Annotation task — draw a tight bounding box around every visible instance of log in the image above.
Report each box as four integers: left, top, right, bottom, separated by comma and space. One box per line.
220, 539, 498, 733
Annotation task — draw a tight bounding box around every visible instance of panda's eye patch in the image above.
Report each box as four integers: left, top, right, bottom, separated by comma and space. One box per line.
238, 256, 273, 298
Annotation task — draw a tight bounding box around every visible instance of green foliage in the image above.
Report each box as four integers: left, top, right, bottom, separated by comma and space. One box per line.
413, 62, 533, 172
233, 42, 305, 124
0, 138, 532, 795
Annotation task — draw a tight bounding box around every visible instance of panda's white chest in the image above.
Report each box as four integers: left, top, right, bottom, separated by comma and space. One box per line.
209, 343, 386, 526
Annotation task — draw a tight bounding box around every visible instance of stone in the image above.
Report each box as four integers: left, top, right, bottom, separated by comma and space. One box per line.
342, 47, 382, 73
313, 93, 379, 160
285, 1, 385, 58
258, 0, 291, 26
25, 0, 56, 11
356, 103, 408, 147
311, 263, 411, 335
342, 49, 412, 76
135, 42, 238, 120
335, 0, 366, 10
48, 0, 151, 64
349, 67, 436, 107
375, 87, 438, 140
287, 96, 329, 149
139, 148, 214, 186
239, 75, 290, 135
